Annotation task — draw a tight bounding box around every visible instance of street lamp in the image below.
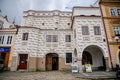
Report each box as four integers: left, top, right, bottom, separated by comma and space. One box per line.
115, 36, 119, 44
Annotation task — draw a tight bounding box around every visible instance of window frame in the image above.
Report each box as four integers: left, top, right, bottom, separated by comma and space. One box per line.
22, 33, 28, 40
46, 35, 58, 42
0, 36, 4, 44
82, 26, 89, 35
117, 9, 120, 16
7, 36, 12, 44
65, 53, 72, 64
65, 35, 71, 42
110, 8, 116, 16
113, 26, 120, 36
94, 26, 101, 35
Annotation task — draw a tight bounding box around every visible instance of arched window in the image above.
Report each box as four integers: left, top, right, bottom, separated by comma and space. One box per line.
82, 51, 92, 65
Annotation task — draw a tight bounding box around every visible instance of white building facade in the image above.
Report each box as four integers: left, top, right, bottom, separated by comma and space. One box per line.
11, 7, 111, 72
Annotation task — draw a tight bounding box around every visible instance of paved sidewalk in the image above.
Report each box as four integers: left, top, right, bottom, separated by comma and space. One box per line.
72, 71, 116, 79
0, 71, 116, 80
0, 71, 88, 80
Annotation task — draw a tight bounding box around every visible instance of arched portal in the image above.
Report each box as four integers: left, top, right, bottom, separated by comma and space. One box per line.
46, 53, 59, 71
82, 45, 106, 71
82, 51, 92, 65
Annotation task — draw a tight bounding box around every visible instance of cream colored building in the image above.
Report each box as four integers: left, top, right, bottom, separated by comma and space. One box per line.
11, 4, 111, 72
0, 16, 17, 70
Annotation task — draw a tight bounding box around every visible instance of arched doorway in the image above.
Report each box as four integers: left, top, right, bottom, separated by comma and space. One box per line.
82, 51, 92, 65
46, 53, 58, 71
82, 45, 106, 71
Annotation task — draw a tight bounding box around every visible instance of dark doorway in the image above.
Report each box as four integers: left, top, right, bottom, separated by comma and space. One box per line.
18, 54, 28, 69
102, 56, 106, 70
82, 51, 92, 65
46, 53, 58, 71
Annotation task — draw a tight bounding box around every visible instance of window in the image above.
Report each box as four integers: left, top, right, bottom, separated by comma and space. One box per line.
113, 26, 120, 36
94, 26, 101, 35
82, 26, 89, 35
7, 36, 12, 44
52, 35, 58, 42
22, 33, 28, 40
0, 36, 4, 44
110, 8, 116, 16
66, 53, 72, 63
46, 35, 58, 42
46, 35, 51, 42
117, 9, 120, 16
65, 35, 71, 42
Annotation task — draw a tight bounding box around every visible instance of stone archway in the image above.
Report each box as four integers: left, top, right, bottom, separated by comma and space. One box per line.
46, 53, 59, 71
82, 45, 106, 71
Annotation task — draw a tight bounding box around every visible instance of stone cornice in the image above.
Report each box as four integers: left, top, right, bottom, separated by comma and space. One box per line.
20, 26, 72, 31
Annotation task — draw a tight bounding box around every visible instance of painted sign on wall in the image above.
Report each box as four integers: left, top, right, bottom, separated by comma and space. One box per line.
0, 48, 10, 52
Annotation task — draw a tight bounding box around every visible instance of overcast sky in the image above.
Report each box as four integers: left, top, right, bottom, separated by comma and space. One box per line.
0, 0, 97, 25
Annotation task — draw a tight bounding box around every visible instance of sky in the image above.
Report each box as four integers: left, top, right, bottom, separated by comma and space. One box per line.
0, 0, 97, 25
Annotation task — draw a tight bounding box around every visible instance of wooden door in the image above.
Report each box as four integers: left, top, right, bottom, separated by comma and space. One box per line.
19, 54, 28, 69
46, 56, 52, 70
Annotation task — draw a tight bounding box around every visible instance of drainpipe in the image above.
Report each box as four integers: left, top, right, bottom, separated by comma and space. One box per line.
99, 3, 113, 70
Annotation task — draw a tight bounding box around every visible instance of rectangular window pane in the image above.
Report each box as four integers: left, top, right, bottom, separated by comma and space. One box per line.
110, 8, 116, 16
94, 26, 101, 35
0, 36, 4, 44
65, 35, 71, 42
66, 53, 72, 63
52, 35, 58, 42
117, 9, 120, 16
82, 26, 89, 35
46, 35, 51, 42
7, 36, 12, 44
22, 33, 28, 40
113, 27, 120, 36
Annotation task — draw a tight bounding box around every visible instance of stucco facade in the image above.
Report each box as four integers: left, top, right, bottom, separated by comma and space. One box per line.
99, 0, 120, 69
0, 16, 17, 70
10, 6, 111, 72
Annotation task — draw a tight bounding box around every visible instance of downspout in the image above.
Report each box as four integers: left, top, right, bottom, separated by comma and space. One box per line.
99, 2, 113, 69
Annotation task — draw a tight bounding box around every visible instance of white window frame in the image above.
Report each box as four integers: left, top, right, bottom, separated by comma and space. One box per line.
110, 8, 116, 16
113, 26, 120, 36
0, 36, 4, 44
7, 36, 12, 44
117, 8, 120, 16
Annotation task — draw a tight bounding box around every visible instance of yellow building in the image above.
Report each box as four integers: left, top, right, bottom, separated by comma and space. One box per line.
99, 0, 120, 69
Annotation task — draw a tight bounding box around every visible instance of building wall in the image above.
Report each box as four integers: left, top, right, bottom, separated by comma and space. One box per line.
0, 16, 16, 70
100, 0, 120, 68
73, 16, 110, 70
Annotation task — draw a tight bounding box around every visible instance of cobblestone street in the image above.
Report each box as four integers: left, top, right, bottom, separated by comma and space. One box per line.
0, 71, 89, 80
